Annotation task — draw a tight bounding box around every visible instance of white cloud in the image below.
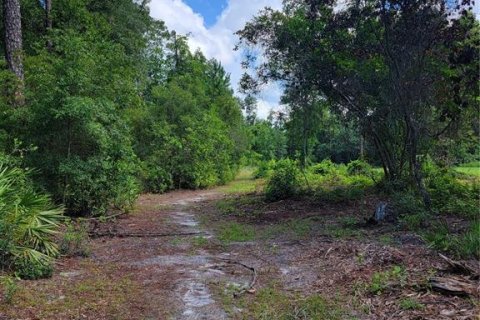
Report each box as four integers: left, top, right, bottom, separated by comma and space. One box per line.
148, 0, 283, 119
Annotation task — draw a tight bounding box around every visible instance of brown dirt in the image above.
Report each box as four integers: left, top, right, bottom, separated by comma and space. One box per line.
1, 189, 478, 319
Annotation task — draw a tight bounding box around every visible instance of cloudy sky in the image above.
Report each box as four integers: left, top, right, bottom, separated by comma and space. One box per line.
148, 0, 283, 119
148, 0, 480, 119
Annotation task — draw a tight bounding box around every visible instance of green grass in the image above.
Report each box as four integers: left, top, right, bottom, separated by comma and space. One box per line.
217, 222, 255, 243
399, 297, 424, 310
217, 167, 261, 194
261, 218, 315, 239
232, 285, 349, 320
191, 236, 209, 248
368, 266, 407, 295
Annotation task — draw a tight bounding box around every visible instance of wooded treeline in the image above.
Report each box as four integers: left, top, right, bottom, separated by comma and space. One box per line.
0, 0, 247, 216
239, 0, 479, 207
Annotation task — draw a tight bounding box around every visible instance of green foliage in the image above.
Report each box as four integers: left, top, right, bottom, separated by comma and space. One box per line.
311, 159, 337, 175
368, 266, 407, 295
14, 258, 54, 280
265, 159, 300, 202
0, 276, 17, 304
421, 159, 479, 217
59, 221, 90, 257
424, 221, 480, 259
399, 298, 424, 311
308, 160, 376, 203
0, 0, 247, 217
248, 120, 287, 162
254, 160, 276, 178
0, 164, 63, 279
347, 160, 373, 176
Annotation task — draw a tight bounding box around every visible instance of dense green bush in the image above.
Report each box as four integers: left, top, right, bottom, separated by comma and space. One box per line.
311, 159, 337, 175
347, 160, 373, 176
0, 164, 63, 279
423, 160, 478, 217
265, 159, 300, 201
254, 160, 276, 179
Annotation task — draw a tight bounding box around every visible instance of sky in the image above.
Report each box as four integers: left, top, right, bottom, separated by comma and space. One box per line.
148, 0, 283, 119
148, 0, 480, 119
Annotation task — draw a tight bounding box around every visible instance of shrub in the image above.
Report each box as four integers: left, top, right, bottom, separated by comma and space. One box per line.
0, 276, 17, 304
14, 258, 54, 280
0, 164, 63, 279
311, 159, 336, 175
425, 221, 480, 259
254, 159, 276, 179
265, 159, 300, 201
60, 221, 90, 257
347, 159, 373, 176
424, 163, 478, 217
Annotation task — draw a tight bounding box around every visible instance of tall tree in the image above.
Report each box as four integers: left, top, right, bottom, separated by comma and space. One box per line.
3, 0, 24, 105
237, 0, 479, 207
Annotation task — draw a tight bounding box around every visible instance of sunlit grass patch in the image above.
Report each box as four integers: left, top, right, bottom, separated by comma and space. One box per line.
217, 167, 263, 194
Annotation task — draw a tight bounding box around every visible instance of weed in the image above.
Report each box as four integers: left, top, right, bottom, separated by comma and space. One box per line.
217, 222, 255, 243
261, 219, 314, 239
191, 236, 208, 248
244, 286, 348, 320
325, 224, 362, 239
60, 220, 90, 257
339, 216, 358, 228
425, 221, 480, 259
216, 199, 238, 216
399, 297, 424, 310
14, 259, 53, 280
378, 235, 395, 245
1, 276, 17, 304
368, 266, 407, 295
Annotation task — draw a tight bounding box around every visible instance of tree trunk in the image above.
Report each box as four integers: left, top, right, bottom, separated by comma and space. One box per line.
44, 0, 53, 49
44, 0, 52, 30
3, 0, 24, 106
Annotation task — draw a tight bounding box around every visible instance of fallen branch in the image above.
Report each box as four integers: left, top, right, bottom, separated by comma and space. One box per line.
438, 253, 479, 279
79, 212, 126, 222
89, 231, 205, 238
429, 276, 478, 297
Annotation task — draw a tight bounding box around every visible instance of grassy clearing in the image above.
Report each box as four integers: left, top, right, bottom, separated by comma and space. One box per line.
217, 167, 263, 195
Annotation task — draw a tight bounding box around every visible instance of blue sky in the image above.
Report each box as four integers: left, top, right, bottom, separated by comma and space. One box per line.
183, 0, 228, 27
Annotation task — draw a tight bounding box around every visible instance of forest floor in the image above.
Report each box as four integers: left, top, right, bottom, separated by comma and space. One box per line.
0, 173, 478, 319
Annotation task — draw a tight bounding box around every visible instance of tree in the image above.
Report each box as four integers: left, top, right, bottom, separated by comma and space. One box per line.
2, 0, 24, 105
237, 0, 479, 207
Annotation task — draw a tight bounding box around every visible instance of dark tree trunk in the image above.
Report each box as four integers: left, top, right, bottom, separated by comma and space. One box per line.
3, 0, 24, 106
406, 116, 432, 209
44, 0, 53, 49
44, 0, 52, 30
